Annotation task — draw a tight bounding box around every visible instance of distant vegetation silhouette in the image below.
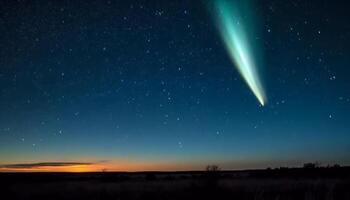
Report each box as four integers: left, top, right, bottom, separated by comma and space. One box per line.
205, 165, 220, 172
1, 163, 350, 200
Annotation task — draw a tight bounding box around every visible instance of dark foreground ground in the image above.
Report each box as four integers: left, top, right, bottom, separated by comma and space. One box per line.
1, 167, 350, 200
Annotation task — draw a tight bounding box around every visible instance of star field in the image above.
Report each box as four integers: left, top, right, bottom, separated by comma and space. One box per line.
0, 0, 349, 171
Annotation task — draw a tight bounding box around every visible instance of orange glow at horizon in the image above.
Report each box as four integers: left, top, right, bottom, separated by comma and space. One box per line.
0, 164, 102, 173
0, 160, 207, 172
0, 159, 285, 172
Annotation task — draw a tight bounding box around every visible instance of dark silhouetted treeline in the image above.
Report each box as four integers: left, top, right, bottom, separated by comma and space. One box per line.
1, 166, 350, 200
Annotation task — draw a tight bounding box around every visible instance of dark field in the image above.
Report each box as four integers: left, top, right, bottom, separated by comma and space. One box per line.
1, 167, 350, 200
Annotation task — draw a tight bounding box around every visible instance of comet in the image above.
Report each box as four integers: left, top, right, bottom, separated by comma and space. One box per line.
213, 0, 266, 106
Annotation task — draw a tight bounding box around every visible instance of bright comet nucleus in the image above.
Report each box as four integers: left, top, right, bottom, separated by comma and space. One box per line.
213, 0, 266, 106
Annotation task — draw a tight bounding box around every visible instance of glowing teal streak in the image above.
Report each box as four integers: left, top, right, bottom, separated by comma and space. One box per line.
214, 0, 266, 106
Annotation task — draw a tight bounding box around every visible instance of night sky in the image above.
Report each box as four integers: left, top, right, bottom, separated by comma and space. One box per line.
0, 0, 349, 172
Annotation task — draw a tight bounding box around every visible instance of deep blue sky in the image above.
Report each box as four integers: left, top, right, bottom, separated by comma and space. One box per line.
0, 0, 349, 171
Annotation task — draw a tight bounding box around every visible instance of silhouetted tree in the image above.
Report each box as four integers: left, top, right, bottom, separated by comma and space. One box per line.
303, 162, 320, 169
206, 165, 220, 172
205, 165, 220, 189
333, 164, 341, 168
